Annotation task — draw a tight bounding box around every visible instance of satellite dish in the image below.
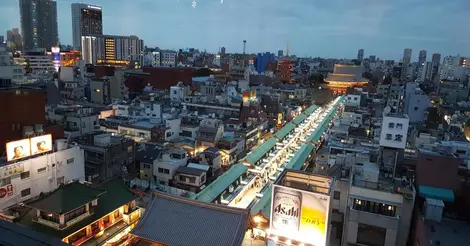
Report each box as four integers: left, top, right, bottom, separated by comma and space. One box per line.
384, 106, 391, 114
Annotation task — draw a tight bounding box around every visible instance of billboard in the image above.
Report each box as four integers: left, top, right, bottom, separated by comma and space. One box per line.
6, 139, 31, 162
0, 185, 14, 199
270, 184, 330, 246
30, 134, 53, 155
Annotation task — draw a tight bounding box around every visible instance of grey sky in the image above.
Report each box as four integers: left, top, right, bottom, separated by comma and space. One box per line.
1, 0, 469, 60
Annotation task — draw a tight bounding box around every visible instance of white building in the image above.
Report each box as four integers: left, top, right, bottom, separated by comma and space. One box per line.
71, 4, 103, 50
153, 148, 188, 185
344, 94, 361, 107
0, 66, 25, 84
170, 82, 191, 103
160, 51, 177, 67
0, 141, 85, 210
114, 97, 162, 123
379, 112, 409, 149
417, 62, 433, 82
14, 50, 55, 74
47, 106, 99, 137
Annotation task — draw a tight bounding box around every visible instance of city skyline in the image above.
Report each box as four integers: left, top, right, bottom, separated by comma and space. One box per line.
1, 0, 470, 59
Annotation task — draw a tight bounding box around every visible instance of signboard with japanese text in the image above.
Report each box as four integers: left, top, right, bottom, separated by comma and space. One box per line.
270, 184, 330, 246
0, 163, 24, 179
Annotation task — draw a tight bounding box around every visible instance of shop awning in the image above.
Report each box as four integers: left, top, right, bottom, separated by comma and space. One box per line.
419, 185, 454, 202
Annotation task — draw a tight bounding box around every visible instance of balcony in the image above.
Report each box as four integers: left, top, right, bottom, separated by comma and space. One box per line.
348, 207, 399, 230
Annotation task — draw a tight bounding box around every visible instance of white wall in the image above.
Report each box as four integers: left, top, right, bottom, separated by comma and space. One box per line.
345, 94, 361, 107
379, 115, 409, 149
0, 145, 85, 210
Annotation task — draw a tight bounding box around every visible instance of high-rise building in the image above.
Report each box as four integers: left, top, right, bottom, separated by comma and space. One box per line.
6, 28, 22, 51
81, 35, 144, 67
19, 0, 58, 51
0, 36, 4, 44
418, 49, 427, 65
220, 47, 226, 55
403, 48, 412, 65
369, 55, 376, 62
357, 49, 364, 62
71, 3, 103, 51
431, 53, 441, 64
256, 52, 275, 73
278, 49, 283, 57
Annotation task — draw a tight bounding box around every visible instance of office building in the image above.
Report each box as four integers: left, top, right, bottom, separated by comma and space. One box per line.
19, 0, 58, 50
6, 28, 22, 51
221, 46, 226, 55
418, 49, 427, 66
278, 49, 283, 57
404, 83, 432, 123
14, 49, 55, 74
160, 51, 177, 67
357, 49, 364, 62
403, 48, 412, 65
256, 52, 275, 73
71, 3, 103, 50
432, 53, 441, 64
417, 62, 433, 82
81, 35, 143, 67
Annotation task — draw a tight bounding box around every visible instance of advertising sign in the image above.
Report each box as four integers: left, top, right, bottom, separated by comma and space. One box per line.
0, 163, 24, 179
6, 139, 31, 162
30, 134, 53, 155
0, 185, 14, 199
270, 184, 330, 246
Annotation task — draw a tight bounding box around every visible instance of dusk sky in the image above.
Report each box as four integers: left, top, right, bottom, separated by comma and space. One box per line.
1, 0, 469, 60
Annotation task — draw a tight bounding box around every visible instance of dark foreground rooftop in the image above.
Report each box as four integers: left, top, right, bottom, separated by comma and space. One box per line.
131, 192, 249, 246
0, 219, 68, 246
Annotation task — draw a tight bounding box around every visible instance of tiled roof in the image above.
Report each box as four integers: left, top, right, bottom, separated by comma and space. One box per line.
0, 219, 68, 246
18, 178, 138, 239
132, 192, 249, 246
274, 122, 295, 140
26, 182, 105, 214
245, 138, 277, 165
284, 143, 315, 170
192, 164, 247, 202
176, 166, 206, 176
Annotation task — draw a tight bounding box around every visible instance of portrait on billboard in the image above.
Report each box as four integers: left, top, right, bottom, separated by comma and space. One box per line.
30, 135, 53, 155
6, 139, 31, 161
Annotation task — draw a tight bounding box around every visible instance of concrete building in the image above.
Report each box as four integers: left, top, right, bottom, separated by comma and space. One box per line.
404, 83, 432, 123
0, 141, 85, 210
256, 52, 275, 73
418, 49, 427, 66
379, 113, 409, 149
14, 49, 55, 74
160, 51, 177, 67
153, 148, 188, 186
90, 78, 111, 104
6, 28, 22, 51
344, 94, 361, 107
19, 0, 58, 50
81, 35, 143, 66
71, 3, 103, 50
417, 62, 433, 82
170, 82, 191, 104
357, 49, 364, 62
47, 105, 99, 137
195, 119, 225, 154
77, 132, 135, 183
403, 48, 412, 65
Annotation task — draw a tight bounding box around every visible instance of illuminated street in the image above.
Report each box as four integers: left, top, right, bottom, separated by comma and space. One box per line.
229, 97, 343, 209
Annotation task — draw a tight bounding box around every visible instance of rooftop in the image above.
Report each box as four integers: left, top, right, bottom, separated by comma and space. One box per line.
176, 166, 206, 176
0, 219, 68, 246
131, 192, 249, 246
424, 218, 470, 246
18, 178, 138, 239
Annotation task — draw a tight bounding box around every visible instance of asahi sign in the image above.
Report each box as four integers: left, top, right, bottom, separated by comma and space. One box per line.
270, 184, 331, 246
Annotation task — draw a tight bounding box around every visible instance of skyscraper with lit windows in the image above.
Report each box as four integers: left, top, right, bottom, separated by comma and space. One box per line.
19, 0, 58, 51
72, 3, 103, 51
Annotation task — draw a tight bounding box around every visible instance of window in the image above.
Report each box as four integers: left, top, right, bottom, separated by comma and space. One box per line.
127, 146, 133, 153
57, 176, 64, 185
67, 158, 74, 164
353, 97, 358, 101
414, 107, 419, 111
201, 175, 206, 183
333, 191, 341, 200
0, 177, 11, 187
20, 171, 30, 180
385, 134, 392, 140
164, 169, 170, 174
395, 134, 403, 141
37, 167, 47, 173
396, 123, 403, 129
21, 188, 31, 197
144, 164, 151, 169
357, 223, 386, 246
388, 122, 394, 128
189, 177, 196, 183
352, 199, 397, 217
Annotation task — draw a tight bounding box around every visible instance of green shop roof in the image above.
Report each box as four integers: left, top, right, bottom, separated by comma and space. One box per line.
302, 105, 318, 116
192, 163, 248, 202
27, 182, 106, 214
284, 144, 315, 170
250, 184, 272, 219
19, 178, 138, 239
292, 114, 307, 125
245, 138, 277, 165
419, 185, 455, 202
274, 122, 295, 140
